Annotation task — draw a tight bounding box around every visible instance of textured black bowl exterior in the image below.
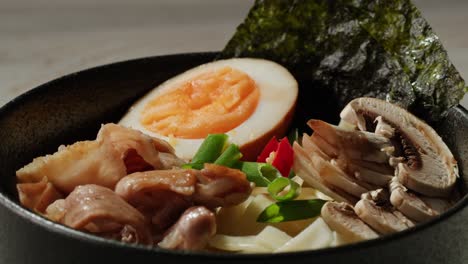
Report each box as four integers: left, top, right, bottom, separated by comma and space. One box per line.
0, 52, 466, 264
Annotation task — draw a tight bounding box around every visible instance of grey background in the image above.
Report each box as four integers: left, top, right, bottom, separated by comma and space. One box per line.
1, 0, 467, 108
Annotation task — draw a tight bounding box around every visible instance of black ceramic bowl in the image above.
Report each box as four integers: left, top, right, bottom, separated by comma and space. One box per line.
0, 52, 466, 264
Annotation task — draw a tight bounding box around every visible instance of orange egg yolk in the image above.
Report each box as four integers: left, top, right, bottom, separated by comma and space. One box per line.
140, 67, 260, 139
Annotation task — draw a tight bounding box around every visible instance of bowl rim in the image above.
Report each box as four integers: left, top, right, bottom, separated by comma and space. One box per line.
0, 51, 466, 258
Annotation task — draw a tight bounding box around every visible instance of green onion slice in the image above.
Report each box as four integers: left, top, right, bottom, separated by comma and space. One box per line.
257, 199, 327, 223
238, 162, 282, 187
267, 177, 300, 201
214, 144, 242, 167
184, 134, 228, 169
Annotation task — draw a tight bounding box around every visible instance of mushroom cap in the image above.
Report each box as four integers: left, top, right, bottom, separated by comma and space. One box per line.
340, 97, 458, 197
354, 189, 414, 234
321, 201, 379, 242
389, 177, 439, 222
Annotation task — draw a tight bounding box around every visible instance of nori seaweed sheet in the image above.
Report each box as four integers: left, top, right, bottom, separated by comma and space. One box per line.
219, 0, 467, 123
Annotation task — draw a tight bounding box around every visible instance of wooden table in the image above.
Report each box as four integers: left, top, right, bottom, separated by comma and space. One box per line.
1, 0, 467, 107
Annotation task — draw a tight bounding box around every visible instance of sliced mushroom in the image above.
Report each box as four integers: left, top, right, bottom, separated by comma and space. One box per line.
293, 142, 357, 204
419, 196, 453, 215
354, 189, 414, 234
321, 201, 379, 242
310, 155, 369, 198
340, 97, 458, 197
307, 119, 395, 188
303, 134, 383, 190
345, 161, 393, 187
301, 133, 330, 161
389, 177, 439, 222
308, 119, 393, 164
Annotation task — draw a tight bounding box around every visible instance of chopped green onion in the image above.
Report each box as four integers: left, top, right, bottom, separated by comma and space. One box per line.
214, 144, 242, 167
267, 177, 300, 201
237, 162, 282, 187
185, 134, 228, 169
257, 199, 327, 223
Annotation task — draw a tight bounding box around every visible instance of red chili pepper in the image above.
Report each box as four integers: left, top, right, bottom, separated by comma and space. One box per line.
257, 136, 294, 177
257, 136, 279, 163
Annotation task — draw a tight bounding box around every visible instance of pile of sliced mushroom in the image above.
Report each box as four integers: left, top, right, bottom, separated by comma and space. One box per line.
294, 97, 459, 241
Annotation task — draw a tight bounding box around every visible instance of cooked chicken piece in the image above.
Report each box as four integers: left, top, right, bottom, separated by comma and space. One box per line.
16, 124, 184, 211
293, 142, 356, 204
115, 164, 251, 231
389, 177, 439, 222
62, 184, 152, 244
158, 152, 185, 170
158, 206, 216, 250
17, 139, 126, 194
340, 97, 458, 197
321, 201, 379, 242
17, 177, 63, 213
118, 225, 141, 244
115, 169, 197, 231
354, 189, 414, 235
115, 169, 198, 200
45, 199, 66, 222
115, 164, 252, 208
193, 163, 253, 208
149, 193, 193, 232
97, 123, 183, 171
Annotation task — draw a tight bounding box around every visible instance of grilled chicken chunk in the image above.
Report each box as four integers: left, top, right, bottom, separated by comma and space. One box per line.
57, 184, 152, 244
115, 169, 197, 232
17, 177, 63, 213
193, 163, 253, 208
115, 164, 251, 231
158, 206, 216, 250
16, 123, 184, 211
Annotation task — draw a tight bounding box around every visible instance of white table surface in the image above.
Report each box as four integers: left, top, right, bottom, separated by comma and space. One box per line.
1, 0, 467, 108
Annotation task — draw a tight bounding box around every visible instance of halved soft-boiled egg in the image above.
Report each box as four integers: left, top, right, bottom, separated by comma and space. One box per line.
119, 58, 298, 161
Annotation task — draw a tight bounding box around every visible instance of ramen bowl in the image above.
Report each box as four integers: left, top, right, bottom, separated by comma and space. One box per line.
0, 52, 466, 264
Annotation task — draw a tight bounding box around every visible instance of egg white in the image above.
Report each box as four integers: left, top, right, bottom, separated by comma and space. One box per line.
119, 58, 298, 161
